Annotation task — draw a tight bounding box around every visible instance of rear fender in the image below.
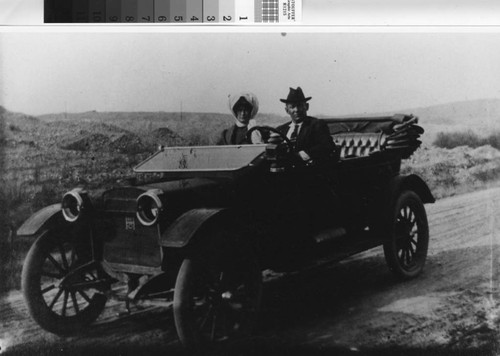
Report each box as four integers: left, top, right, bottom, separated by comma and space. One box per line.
391, 174, 435, 204
16, 204, 67, 237
371, 174, 434, 237
160, 208, 228, 248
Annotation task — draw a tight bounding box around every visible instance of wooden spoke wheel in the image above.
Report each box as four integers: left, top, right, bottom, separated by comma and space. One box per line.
383, 190, 429, 279
173, 254, 262, 351
22, 229, 108, 334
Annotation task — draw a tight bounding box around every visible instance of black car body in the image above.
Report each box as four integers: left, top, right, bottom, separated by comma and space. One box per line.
18, 114, 434, 350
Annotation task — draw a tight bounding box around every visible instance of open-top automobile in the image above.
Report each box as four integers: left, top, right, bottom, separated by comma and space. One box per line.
18, 114, 434, 350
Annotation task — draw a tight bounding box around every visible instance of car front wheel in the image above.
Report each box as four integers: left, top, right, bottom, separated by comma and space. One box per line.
21, 228, 108, 334
173, 254, 262, 351
383, 190, 429, 279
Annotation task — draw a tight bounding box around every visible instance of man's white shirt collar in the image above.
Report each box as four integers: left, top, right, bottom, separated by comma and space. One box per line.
286, 121, 303, 139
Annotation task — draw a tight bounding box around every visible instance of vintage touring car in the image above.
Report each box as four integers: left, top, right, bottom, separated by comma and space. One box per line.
18, 114, 434, 350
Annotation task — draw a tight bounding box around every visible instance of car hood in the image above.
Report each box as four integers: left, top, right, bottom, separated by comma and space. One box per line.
99, 177, 225, 213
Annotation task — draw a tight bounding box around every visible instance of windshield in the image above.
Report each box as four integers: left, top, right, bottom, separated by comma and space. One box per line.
134, 144, 267, 173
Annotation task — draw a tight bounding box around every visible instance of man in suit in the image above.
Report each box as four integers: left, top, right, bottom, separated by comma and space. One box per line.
275, 87, 335, 163
217, 92, 263, 145
274, 87, 339, 234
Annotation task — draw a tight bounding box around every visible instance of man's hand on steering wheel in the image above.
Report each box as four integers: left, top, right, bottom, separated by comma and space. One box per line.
246, 126, 293, 151
246, 126, 310, 167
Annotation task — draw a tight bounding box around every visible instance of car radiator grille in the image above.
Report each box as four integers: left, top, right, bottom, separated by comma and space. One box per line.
101, 196, 162, 269
103, 197, 137, 213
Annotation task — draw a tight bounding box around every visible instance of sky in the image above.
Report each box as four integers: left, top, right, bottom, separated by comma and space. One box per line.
1, 30, 500, 117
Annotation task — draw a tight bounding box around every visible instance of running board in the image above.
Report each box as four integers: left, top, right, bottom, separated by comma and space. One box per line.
313, 227, 347, 244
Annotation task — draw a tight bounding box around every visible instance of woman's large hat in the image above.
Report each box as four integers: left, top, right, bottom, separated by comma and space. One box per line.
280, 87, 312, 103
228, 92, 259, 118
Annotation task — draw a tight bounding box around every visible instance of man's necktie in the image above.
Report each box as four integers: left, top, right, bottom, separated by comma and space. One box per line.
290, 124, 299, 149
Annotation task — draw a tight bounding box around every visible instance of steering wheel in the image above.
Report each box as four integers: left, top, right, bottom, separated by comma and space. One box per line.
246, 126, 293, 151
247, 126, 312, 168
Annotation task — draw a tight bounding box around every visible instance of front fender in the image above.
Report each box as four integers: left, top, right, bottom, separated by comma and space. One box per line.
17, 203, 66, 237
160, 208, 228, 248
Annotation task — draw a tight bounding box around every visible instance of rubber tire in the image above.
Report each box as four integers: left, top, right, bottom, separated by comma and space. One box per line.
173, 255, 262, 351
21, 230, 107, 335
383, 190, 429, 280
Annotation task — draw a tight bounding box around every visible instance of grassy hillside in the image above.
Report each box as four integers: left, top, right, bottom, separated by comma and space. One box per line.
402, 144, 500, 199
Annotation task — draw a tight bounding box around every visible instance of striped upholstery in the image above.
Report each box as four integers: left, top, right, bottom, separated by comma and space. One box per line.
332, 132, 387, 159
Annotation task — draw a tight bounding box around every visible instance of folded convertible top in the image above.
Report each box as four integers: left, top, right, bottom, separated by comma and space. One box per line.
325, 114, 417, 134
325, 114, 424, 159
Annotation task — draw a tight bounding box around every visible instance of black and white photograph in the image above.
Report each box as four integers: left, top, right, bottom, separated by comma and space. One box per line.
1, 30, 500, 355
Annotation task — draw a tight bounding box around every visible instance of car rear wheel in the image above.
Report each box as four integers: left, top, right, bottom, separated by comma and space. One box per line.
173, 254, 262, 351
383, 190, 429, 279
21, 229, 108, 334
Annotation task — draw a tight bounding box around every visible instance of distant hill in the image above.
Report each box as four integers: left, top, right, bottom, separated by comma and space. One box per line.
4, 98, 500, 147
318, 98, 500, 126
317, 98, 500, 144
1, 107, 41, 127
396, 99, 500, 144
397, 98, 500, 127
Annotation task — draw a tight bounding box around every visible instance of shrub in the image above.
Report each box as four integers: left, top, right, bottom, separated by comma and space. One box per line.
32, 184, 59, 209
186, 133, 210, 146
486, 134, 500, 150
0, 178, 30, 211
471, 165, 500, 183
434, 130, 500, 150
9, 123, 21, 132
431, 162, 459, 188
433, 130, 482, 149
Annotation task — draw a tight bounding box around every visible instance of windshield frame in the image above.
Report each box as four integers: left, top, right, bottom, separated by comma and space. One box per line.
133, 144, 268, 175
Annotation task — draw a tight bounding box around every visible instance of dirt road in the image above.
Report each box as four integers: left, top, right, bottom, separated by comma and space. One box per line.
2, 187, 500, 356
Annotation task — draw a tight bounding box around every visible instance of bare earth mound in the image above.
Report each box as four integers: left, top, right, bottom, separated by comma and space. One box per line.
149, 127, 184, 147
60, 132, 150, 154
110, 133, 147, 154
60, 133, 112, 152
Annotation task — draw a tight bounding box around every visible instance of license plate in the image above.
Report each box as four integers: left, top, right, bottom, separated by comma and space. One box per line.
125, 217, 135, 230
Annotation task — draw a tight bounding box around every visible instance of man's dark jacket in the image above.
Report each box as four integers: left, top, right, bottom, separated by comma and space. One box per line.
276, 116, 335, 161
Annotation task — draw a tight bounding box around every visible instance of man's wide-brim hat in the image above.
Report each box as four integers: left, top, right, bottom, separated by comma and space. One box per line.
280, 87, 312, 104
